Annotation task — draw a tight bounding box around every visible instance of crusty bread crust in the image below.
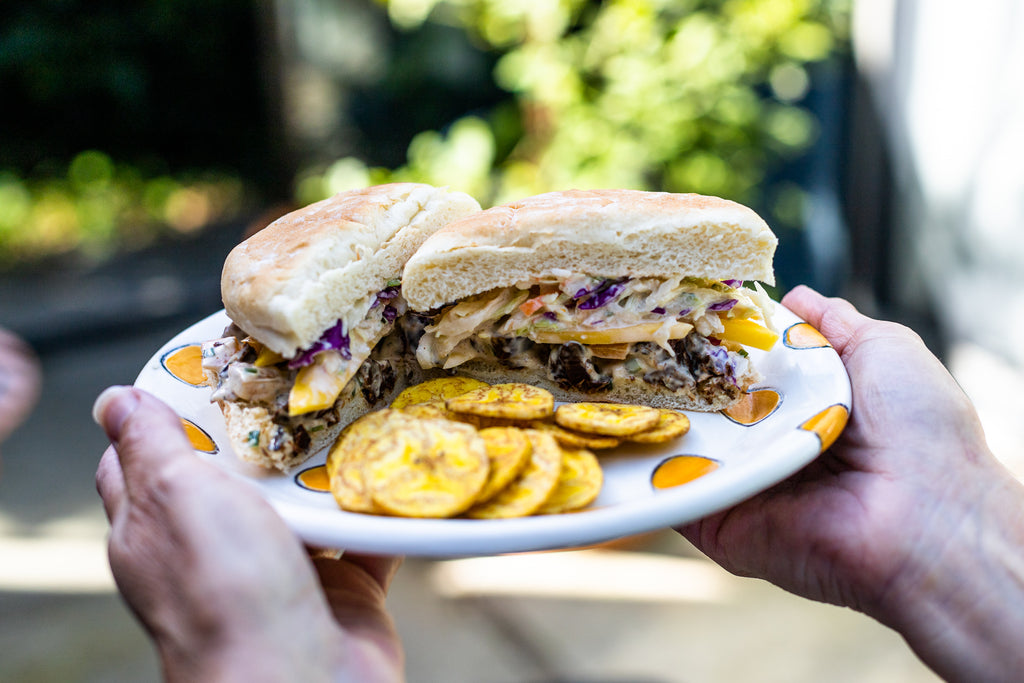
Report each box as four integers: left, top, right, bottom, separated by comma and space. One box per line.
220, 402, 338, 471
220, 360, 437, 471
221, 183, 480, 356
221, 389, 375, 471
402, 189, 777, 310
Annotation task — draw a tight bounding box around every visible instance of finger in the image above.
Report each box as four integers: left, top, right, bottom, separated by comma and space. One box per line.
311, 553, 404, 653
92, 385, 196, 501
93, 385, 140, 446
781, 285, 875, 357
310, 551, 403, 593
96, 445, 127, 522
0, 330, 41, 441
336, 553, 403, 593
782, 287, 950, 396
308, 546, 345, 561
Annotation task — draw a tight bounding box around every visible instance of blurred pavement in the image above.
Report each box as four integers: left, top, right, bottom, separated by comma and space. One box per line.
8, 225, 1019, 681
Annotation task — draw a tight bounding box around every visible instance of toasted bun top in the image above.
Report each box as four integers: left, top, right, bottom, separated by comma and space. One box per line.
402, 189, 777, 310
221, 183, 481, 356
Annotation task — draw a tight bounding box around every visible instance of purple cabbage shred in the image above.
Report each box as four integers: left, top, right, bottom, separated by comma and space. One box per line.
288, 319, 351, 368
371, 285, 401, 308
578, 279, 627, 310
708, 345, 737, 383
708, 299, 737, 312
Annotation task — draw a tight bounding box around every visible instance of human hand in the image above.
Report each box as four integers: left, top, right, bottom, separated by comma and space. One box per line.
94, 386, 404, 682
680, 285, 1024, 681
0, 327, 41, 449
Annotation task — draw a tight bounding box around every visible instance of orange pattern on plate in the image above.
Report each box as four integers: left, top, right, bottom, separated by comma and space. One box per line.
800, 404, 849, 453
723, 389, 781, 425
163, 344, 206, 386
651, 456, 720, 489
181, 418, 217, 453
297, 465, 331, 492
784, 323, 830, 349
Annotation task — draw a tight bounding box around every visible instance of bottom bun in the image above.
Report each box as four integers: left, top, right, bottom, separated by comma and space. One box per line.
446, 358, 751, 413
221, 401, 348, 472
218, 360, 427, 472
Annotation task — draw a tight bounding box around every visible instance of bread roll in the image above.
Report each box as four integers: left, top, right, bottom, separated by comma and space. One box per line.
403, 189, 776, 311
223, 183, 481, 356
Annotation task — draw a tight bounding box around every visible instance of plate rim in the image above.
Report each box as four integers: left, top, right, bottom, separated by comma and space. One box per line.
135, 304, 851, 557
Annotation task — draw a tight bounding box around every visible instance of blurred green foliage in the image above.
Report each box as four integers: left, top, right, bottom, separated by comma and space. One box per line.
1, 0, 849, 267
0, 151, 246, 265
0, 0, 267, 267
302, 0, 850, 213
0, 0, 269, 176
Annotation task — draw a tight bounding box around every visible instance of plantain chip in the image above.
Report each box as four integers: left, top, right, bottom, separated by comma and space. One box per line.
326, 410, 404, 514
364, 418, 489, 518
399, 401, 514, 429
527, 419, 621, 450
446, 414, 526, 430
446, 383, 555, 421
325, 376, 692, 520
536, 446, 603, 514
399, 402, 453, 421
627, 409, 691, 443
475, 427, 533, 503
555, 402, 661, 437
330, 457, 381, 514
465, 430, 563, 519
390, 376, 490, 409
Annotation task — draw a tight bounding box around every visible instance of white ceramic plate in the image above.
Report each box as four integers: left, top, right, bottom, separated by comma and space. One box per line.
134, 305, 850, 557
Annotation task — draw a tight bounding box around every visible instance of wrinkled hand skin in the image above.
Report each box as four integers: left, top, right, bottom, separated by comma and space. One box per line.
94, 387, 404, 682
0, 328, 41, 451
680, 285, 1024, 682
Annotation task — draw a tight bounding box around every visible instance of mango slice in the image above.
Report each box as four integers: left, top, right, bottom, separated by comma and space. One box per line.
715, 318, 780, 351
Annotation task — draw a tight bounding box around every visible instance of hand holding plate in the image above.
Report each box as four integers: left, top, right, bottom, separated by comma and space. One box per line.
94, 386, 404, 682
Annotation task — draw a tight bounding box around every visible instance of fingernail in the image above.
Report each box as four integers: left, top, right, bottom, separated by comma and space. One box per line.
92, 386, 139, 443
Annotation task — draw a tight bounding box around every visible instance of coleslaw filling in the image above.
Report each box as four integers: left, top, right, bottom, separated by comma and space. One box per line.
414, 273, 774, 401
201, 284, 409, 460
418, 273, 773, 363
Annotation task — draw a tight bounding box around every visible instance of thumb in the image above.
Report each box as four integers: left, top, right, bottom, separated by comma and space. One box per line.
96, 445, 127, 521
92, 385, 196, 502
781, 285, 876, 359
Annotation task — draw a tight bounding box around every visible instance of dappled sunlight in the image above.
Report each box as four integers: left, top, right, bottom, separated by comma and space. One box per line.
429, 549, 739, 603
0, 512, 114, 594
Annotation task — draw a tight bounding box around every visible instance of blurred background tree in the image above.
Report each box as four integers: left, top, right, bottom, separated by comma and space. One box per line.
0, 0, 268, 265
306, 0, 848, 205
287, 0, 852, 291
1, 0, 851, 291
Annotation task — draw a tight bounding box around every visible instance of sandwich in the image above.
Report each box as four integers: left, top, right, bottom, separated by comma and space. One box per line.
200, 183, 481, 471
400, 189, 779, 412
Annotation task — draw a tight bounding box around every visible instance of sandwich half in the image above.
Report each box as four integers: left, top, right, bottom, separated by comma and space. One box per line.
401, 189, 779, 412
201, 183, 481, 471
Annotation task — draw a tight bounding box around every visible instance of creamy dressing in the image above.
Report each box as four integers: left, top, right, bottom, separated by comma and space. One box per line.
416, 275, 771, 373
410, 274, 765, 403
201, 289, 409, 463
